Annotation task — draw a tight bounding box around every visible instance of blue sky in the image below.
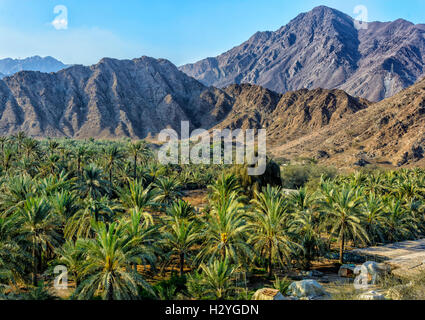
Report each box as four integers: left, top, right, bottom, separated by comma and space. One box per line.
0, 0, 424, 66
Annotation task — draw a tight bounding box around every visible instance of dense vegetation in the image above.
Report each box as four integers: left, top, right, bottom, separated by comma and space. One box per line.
0, 133, 424, 300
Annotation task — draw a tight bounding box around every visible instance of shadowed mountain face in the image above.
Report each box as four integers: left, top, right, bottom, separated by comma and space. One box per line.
0, 55, 367, 141
0, 56, 234, 138
0, 56, 68, 78
180, 6, 425, 102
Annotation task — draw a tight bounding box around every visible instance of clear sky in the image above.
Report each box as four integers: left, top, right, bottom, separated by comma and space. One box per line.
0, 0, 424, 66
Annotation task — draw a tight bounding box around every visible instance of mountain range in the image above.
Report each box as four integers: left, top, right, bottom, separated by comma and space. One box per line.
0, 6, 424, 168
0, 56, 68, 79
180, 6, 425, 102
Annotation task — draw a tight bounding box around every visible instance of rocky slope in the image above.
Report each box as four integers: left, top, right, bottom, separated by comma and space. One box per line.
0, 57, 233, 138
0, 56, 68, 78
271, 76, 425, 168
180, 6, 425, 102
217, 84, 370, 144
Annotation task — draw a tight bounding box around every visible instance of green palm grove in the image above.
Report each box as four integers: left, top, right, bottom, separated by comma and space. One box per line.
0, 133, 424, 300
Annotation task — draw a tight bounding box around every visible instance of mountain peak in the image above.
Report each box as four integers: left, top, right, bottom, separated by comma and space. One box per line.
180, 6, 425, 102
0, 55, 68, 78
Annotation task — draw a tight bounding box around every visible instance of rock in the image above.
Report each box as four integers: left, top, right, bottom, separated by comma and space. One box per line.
358, 291, 386, 300
252, 288, 286, 300
354, 261, 390, 287
288, 280, 329, 299
354, 158, 370, 167
316, 150, 330, 159
338, 264, 356, 278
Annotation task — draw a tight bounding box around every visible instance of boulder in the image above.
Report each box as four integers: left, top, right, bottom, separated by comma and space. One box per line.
358, 291, 386, 300
288, 280, 329, 299
252, 288, 286, 300
338, 264, 356, 278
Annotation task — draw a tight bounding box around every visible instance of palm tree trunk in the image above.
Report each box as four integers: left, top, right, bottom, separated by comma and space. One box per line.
339, 229, 345, 265
179, 253, 185, 277
134, 155, 137, 180
32, 241, 37, 287
107, 278, 113, 300
268, 243, 272, 278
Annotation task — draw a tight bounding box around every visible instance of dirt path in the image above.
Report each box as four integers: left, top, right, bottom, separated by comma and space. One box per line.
352, 239, 425, 277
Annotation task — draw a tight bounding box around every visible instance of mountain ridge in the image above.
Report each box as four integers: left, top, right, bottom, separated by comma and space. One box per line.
180, 6, 425, 102
0, 56, 68, 78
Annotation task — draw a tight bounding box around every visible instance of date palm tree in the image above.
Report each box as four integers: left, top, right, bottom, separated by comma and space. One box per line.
64, 197, 116, 240
166, 200, 195, 220
103, 146, 125, 186
72, 145, 91, 176
197, 193, 252, 266
55, 239, 86, 288
73, 221, 153, 300
362, 193, 387, 245
188, 258, 238, 300
17, 197, 61, 286
161, 216, 198, 276
290, 209, 325, 270
0, 175, 35, 217
153, 177, 183, 207
78, 164, 110, 199
120, 180, 158, 212
319, 185, 369, 264
128, 141, 151, 180
248, 186, 297, 277
0, 216, 27, 286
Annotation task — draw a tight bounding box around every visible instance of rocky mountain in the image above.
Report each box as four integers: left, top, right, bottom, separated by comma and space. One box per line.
217, 84, 370, 144
0, 56, 233, 138
180, 6, 425, 102
271, 76, 425, 168
0, 55, 368, 143
0, 56, 68, 78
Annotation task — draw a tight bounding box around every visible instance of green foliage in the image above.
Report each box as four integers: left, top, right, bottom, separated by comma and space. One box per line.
0, 136, 424, 300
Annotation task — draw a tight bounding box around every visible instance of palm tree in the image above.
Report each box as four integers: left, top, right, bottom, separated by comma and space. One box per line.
128, 141, 151, 180
73, 222, 153, 300
153, 177, 183, 207
289, 209, 325, 270
22, 138, 40, 159
319, 185, 369, 264
17, 197, 61, 286
362, 193, 387, 245
55, 239, 86, 288
248, 186, 296, 277
384, 198, 419, 242
78, 164, 110, 199
188, 258, 238, 300
50, 190, 80, 223
208, 173, 242, 205
0, 136, 8, 152
289, 187, 315, 212
161, 217, 198, 276
72, 146, 91, 176
2, 146, 16, 172
103, 146, 125, 186
0, 216, 27, 285
0, 175, 35, 216
64, 197, 116, 240
197, 193, 252, 265
120, 180, 157, 211
166, 200, 195, 220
